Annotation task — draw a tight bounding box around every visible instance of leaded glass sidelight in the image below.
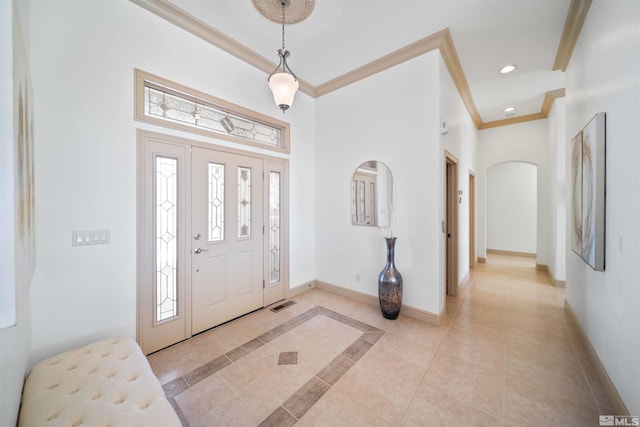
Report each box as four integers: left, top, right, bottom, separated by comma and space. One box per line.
269, 172, 281, 285
351, 181, 357, 223
155, 156, 178, 322
369, 182, 376, 225
208, 163, 225, 242
237, 167, 252, 238
358, 181, 366, 223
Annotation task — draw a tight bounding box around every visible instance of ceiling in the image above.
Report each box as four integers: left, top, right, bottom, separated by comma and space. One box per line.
136, 0, 580, 127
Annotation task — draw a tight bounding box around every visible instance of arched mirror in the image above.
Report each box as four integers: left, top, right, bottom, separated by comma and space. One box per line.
351, 161, 393, 228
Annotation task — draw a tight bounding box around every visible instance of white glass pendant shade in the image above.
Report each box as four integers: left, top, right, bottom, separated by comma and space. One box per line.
268, 72, 299, 112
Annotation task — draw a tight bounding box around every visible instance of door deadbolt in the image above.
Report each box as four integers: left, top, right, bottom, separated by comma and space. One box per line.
193, 233, 201, 240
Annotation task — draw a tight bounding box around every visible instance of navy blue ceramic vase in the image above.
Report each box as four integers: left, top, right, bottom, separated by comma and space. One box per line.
378, 237, 403, 319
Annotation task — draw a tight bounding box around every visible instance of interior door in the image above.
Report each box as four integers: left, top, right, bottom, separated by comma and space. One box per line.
191, 147, 264, 334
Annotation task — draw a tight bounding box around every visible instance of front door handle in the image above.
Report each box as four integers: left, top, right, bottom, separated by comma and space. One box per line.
194, 247, 209, 254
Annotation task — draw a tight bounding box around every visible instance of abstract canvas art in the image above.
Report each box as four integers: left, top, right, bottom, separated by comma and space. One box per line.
570, 131, 582, 256
570, 113, 606, 271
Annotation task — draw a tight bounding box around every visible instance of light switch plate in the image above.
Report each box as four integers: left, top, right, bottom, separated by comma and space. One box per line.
72, 229, 110, 246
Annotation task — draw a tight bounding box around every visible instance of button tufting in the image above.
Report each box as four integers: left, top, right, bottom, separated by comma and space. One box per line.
119, 354, 130, 360
71, 420, 82, 427
66, 365, 78, 370
46, 413, 58, 421
69, 388, 80, 395
88, 368, 97, 374
115, 397, 125, 405
106, 372, 116, 379
47, 383, 59, 390
91, 392, 102, 400
140, 402, 151, 410
101, 353, 110, 358
127, 375, 139, 382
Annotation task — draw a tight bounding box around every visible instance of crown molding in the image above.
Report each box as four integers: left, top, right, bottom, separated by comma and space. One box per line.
129, 0, 316, 97
315, 30, 445, 97
541, 88, 566, 116
439, 29, 484, 128
553, 0, 592, 71
130, 0, 577, 130
479, 112, 546, 130
479, 88, 566, 130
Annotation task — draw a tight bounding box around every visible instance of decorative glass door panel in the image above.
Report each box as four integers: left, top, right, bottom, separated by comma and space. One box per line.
191, 147, 264, 334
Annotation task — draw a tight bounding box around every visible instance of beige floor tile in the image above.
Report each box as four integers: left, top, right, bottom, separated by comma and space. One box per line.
402, 383, 501, 427
241, 364, 317, 421
147, 340, 212, 385
503, 377, 599, 427
146, 253, 615, 426
297, 388, 389, 427
334, 347, 424, 425
174, 373, 236, 424
435, 331, 506, 374
422, 356, 505, 417
505, 350, 594, 408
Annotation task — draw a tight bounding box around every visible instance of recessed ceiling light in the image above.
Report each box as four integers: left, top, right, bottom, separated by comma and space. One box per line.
500, 65, 517, 74
504, 107, 516, 113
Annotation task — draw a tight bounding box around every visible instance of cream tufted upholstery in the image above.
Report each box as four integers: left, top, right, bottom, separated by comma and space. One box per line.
18, 337, 181, 427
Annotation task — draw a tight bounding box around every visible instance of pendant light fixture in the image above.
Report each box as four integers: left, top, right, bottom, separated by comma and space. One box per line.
267, 0, 299, 113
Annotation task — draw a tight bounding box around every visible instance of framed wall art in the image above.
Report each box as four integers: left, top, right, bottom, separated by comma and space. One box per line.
570, 112, 606, 271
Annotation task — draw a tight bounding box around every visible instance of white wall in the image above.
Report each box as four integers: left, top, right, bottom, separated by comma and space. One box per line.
486, 162, 537, 253
548, 97, 566, 282
315, 50, 477, 316
438, 55, 478, 306
315, 52, 441, 315
477, 119, 551, 266
28, 0, 316, 363
1, 1, 33, 425
565, 0, 640, 414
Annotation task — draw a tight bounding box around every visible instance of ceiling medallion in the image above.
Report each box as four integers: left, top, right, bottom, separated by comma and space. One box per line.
252, 0, 315, 24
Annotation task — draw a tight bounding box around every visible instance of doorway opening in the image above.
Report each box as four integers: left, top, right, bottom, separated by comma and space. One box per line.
486, 162, 537, 257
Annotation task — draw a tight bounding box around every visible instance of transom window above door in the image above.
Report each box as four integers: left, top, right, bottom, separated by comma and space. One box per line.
134, 69, 290, 154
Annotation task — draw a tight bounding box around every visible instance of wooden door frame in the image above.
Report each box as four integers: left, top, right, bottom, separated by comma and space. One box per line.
445, 151, 459, 297
469, 171, 476, 268
136, 129, 289, 354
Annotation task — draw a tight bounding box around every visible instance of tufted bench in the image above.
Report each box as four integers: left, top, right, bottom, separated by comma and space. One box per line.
18, 336, 181, 427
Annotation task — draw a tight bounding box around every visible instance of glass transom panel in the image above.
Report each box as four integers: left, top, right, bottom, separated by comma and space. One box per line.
143, 85, 282, 148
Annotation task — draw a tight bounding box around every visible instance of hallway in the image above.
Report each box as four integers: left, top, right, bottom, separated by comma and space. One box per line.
148, 254, 613, 426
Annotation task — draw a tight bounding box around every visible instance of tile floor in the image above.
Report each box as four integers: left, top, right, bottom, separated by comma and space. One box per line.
147, 254, 614, 426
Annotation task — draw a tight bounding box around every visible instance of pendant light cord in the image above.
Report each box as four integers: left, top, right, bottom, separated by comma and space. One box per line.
281, 1, 286, 50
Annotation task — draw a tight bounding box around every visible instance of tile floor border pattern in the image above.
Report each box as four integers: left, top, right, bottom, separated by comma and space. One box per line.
161, 305, 386, 427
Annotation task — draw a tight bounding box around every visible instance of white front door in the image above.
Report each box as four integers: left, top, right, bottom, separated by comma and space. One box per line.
190, 147, 264, 334
138, 131, 287, 354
